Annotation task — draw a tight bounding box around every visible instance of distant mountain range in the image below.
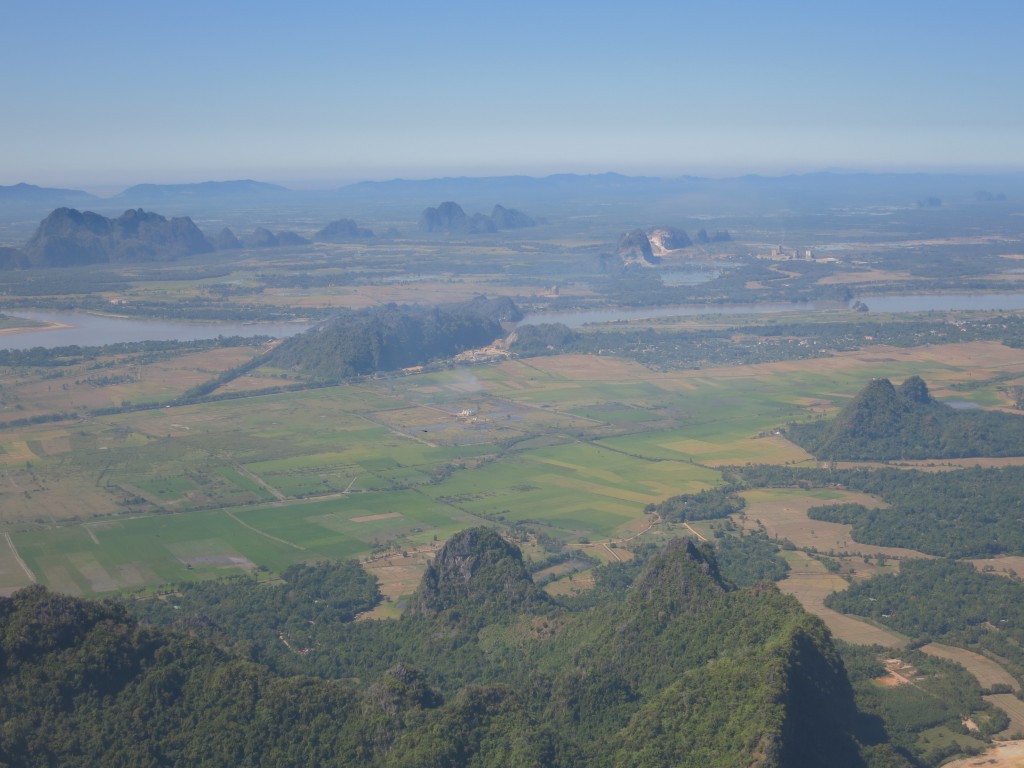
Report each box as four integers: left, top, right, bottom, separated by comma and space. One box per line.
0, 182, 97, 206
4, 171, 1023, 210
110, 179, 289, 203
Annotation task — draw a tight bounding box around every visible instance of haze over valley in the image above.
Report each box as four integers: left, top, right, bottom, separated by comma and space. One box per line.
4, 2, 1024, 766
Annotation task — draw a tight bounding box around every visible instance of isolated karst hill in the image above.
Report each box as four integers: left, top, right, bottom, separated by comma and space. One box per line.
20, 207, 213, 267
788, 375, 1024, 460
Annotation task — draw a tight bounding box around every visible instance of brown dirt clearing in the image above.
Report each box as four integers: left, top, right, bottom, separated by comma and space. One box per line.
777, 551, 906, 647
920, 643, 1019, 692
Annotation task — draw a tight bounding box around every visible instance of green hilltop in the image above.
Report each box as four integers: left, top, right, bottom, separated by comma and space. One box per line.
788, 375, 1024, 460
0, 530, 886, 767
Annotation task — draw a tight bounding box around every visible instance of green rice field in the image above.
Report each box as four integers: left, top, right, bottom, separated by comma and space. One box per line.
1, 341, 1019, 595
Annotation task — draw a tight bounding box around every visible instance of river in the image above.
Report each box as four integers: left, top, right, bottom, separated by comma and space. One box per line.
0, 310, 313, 350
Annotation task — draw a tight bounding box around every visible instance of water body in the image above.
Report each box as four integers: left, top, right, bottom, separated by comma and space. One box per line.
9, 291, 1024, 347
0, 310, 313, 350
520, 292, 1024, 328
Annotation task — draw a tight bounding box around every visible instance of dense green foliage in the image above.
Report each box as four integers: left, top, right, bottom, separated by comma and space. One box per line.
651, 487, 746, 522
828, 560, 1024, 681
266, 298, 518, 382
2, 531, 878, 766
712, 531, 791, 588
838, 643, 1002, 765
789, 377, 1024, 460
510, 316, 1024, 372
736, 464, 1024, 557
131, 560, 381, 669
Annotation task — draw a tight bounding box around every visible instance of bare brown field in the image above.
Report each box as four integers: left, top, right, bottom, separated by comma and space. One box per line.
987, 696, 1024, 739
945, 740, 1024, 768
697, 435, 813, 468
544, 569, 596, 597
360, 544, 442, 607
0, 345, 264, 419
0, 475, 120, 522
777, 551, 906, 647
950, 739, 1024, 768
972, 556, 1024, 578
920, 643, 1020, 691
738, 488, 926, 561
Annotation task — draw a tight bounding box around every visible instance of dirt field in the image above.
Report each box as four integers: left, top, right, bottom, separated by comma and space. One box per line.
739, 488, 925, 561
920, 643, 1020, 691
944, 740, 1024, 768
988, 696, 1024, 740
777, 552, 906, 647
971, 556, 1024, 579
358, 545, 441, 617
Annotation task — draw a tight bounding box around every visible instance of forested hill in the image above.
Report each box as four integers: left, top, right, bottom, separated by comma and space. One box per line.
19, 207, 213, 268
265, 296, 519, 382
0, 530, 888, 767
788, 376, 1024, 460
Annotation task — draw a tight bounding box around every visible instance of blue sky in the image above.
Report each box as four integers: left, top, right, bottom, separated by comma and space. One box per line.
3, 0, 1023, 189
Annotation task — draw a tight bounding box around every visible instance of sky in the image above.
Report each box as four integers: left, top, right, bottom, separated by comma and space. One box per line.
3, 0, 1023, 190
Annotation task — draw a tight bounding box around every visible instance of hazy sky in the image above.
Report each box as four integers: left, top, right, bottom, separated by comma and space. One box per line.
3, 0, 1023, 189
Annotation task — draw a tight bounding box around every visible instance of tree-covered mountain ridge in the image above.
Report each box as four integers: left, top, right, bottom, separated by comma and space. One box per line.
12, 206, 214, 268
264, 296, 521, 382
788, 375, 1024, 460
0, 529, 889, 767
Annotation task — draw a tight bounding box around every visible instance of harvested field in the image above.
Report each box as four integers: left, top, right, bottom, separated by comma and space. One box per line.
986, 696, 1024, 739
920, 643, 1020, 691
777, 552, 906, 647
739, 488, 925, 560
359, 545, 442, 618
944, 740, 1024, 768
971, 555, 1024, 578
544, 569, 596, 597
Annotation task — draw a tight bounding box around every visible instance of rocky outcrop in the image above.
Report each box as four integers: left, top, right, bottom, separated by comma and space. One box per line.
647, 226, 692, 255
315, 218, 375, 242
214, 227, 242, 250
21, 207, 212, 267
419, 202, 536, 234
490, 204, 535, 229
616, 229, 660, 266
411, 527, 544, 615
251, 227, 279, 247
275, 231, 310, 246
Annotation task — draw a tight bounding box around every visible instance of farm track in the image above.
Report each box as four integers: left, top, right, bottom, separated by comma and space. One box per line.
224, 509, 305, 551
4, 532, 36, 584
233, 463, 286, 501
